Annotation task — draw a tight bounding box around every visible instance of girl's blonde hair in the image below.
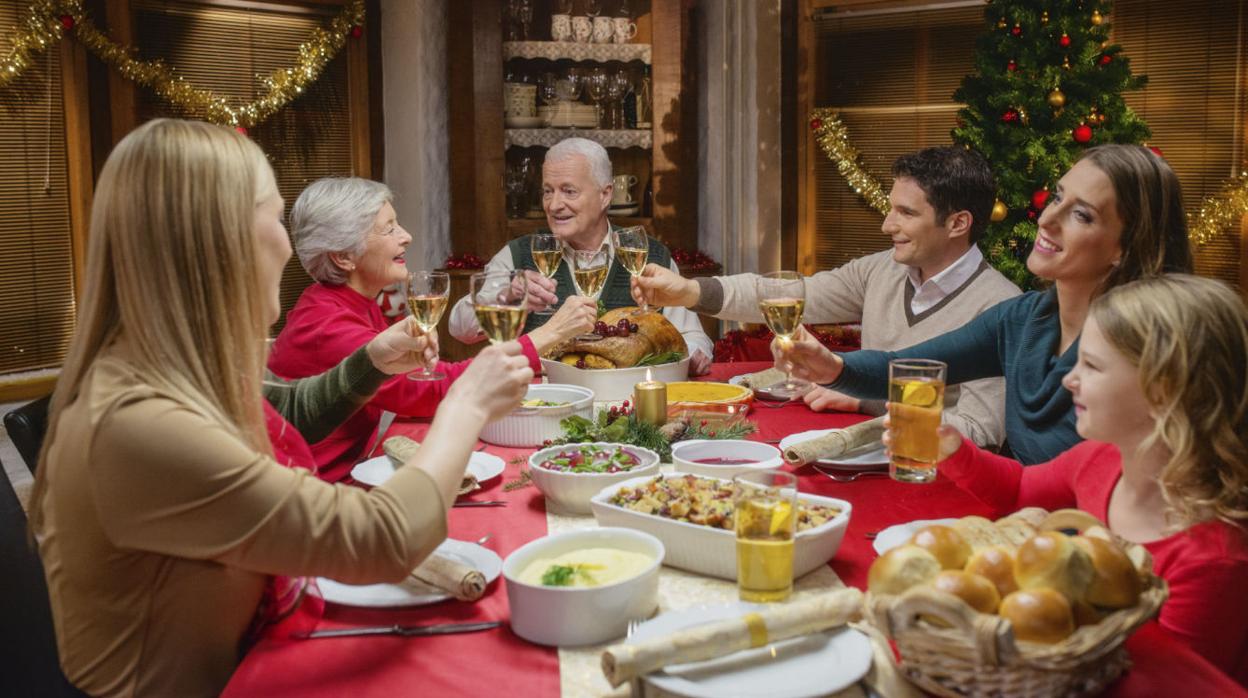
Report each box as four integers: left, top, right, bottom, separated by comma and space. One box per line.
30, 119, 277, 532
1090, 274, 1248, 530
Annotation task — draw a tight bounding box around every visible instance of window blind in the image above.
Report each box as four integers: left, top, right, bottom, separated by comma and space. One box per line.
0, 0, 77, 374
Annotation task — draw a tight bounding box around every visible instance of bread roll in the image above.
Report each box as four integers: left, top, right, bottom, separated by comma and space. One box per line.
932, 570, 1001, 614
1072, 599, 1104, 627
965, 545, 1019, 598
1014, 532, 1094, 603
994, 517, 1039, 547
910, 525, 973, 570
1000, 588, 1075, 644
953, 516, 1009, 550
1039, 508, 1105, 535
868, 545, 941, 595
1006, 507, 1049, 529
1072, 535, 1141, 609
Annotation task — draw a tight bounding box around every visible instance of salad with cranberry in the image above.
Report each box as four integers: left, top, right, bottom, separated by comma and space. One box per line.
537, 445, 641, 474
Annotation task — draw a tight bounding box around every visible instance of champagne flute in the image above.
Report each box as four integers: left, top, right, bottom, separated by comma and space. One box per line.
571, 248, 609, 300
530, 233, 562, 315
756, 271, 810, 400
471, 270, 529, 345
612, 226, 649, 314
406, 271, 450, 380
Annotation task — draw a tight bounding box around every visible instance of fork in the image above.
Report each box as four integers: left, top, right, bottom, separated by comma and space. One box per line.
814, 466, 889, 483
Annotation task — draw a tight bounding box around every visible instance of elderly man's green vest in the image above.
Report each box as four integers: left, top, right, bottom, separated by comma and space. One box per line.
508, 230, 673, 334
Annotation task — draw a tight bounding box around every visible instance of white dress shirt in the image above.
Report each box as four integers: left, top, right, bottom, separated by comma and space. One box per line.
905, 245, 985, 315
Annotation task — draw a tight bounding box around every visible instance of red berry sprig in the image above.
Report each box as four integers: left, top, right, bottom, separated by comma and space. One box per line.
443, 253, 487, 270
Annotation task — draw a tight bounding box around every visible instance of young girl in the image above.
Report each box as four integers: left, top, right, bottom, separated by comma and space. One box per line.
908, 274, 1248, 683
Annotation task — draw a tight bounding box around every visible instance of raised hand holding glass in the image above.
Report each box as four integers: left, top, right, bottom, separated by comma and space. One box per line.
406, 271, 450, 380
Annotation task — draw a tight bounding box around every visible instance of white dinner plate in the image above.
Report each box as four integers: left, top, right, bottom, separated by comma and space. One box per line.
316, 539, 502, 607
871, 518, 959, 556
778, 429, 889, 469
350, 451, 506, 487
629, 602, 873, 698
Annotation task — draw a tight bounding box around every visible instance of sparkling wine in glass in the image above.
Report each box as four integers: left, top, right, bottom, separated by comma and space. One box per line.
406, 271, 450, 381
471, 270, 529, 345
756, 271, 810, 400
571, 248, 609, 300
612, 226, 649, 314
530, 233, 562, 315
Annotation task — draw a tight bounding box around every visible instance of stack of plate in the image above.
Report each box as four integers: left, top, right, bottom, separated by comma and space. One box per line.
538, 103, 599, 128
609, 201, 640, 216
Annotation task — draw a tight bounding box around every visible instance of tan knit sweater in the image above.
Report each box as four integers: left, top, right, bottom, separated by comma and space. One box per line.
712, 250, 1021, 448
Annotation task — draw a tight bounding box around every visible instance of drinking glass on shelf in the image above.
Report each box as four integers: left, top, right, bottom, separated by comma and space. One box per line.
585, 0, 603, 17
553, 0, 572, 14
605, 70, 630, 129
756, 271, 810, 400
612, 226, 649, 314
584, 68, 609, 128
471, 270, 529, 345
504, 159, 531, 219
530, 232, 562, 315
406, 271, 450, 381
538, 72, 559, 107
516, 0, 533, 40
887, 359, 946, 484
570, 248, 608, 301
734, 469, 797, 602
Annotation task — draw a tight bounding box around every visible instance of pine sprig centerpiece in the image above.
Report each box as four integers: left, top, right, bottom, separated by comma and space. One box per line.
546, 404, 756, 462
953, 1, 1149, 287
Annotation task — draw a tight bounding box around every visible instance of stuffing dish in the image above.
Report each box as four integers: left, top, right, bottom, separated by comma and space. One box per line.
609, 474, 841, 531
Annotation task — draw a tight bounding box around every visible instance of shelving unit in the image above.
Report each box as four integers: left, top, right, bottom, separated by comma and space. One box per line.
503, 128, 652, 150
502, 40, 652, 64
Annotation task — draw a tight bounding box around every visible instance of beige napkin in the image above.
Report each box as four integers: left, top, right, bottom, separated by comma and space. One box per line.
601, 588, 864, 688
383, 435, 479, 495
782, 416, 886, 465
734, 367, 787, 390
409, 553, 487, 602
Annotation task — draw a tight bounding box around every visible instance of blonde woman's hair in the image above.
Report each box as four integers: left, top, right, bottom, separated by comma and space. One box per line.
30, 119, 276, 533
1090, 274, 1248, 530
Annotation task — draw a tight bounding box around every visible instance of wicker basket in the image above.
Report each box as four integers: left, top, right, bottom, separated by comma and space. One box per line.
866, 542, 1168, 698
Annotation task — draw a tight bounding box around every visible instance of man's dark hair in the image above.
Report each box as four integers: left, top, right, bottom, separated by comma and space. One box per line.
891, 146, 995, 244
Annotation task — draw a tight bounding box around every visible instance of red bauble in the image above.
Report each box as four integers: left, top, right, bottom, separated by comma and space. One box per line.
1010, 24, 1022, 37
235, 126, 248, 135
350, 25, 363, 38
59, 14, 74, 30
1002, 108, 1020, 124
1099, 54, 1113, 65
1027, 209, 1039, 221
1148, 146, 1165, 158
1007, 59, 1018, 72
810, 118, 823, 131
1072, 124, 1093, 144
1059, 33, 1071, 48
1031, 189, 1050, 210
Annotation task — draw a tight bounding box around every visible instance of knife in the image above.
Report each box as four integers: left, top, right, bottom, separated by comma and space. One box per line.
453, 500, 508, 507
293, 621, 502, 639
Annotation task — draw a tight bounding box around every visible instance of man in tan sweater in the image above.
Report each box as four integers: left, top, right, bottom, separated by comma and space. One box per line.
633, 146, 1019, 449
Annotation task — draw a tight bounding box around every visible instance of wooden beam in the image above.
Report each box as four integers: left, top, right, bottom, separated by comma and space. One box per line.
346, 17, 372, 178
60, 34, 93, 303
781, 0, 799, 270
649, 0, 694, 252
795, 0, 818, 275
104, 0, 137, 145
1240, 213, 1248, 301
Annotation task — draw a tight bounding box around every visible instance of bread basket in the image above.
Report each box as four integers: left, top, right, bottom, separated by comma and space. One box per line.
865, 533, 1168, 698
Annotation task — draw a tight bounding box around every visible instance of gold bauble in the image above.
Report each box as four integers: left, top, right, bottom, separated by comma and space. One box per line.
1062, 56, 1072, 70
991, 200, 1008, 222
1047, 88, 1067, 108
997, 17, 1008, 29
1091, 10, 1104, 25
1041, 11, 1049, 25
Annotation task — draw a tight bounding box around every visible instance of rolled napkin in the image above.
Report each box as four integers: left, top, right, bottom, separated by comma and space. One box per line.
600, 587, 864, 688
409, 553, 487, 602
734, 367, 787, 390
384, 435, 479, 495
782, 416, 886, 465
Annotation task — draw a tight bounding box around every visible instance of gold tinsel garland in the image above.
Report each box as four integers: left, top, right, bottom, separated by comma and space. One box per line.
1, 0, 364, 128
809, 108, 890, 215
1188, 171, 1248, 248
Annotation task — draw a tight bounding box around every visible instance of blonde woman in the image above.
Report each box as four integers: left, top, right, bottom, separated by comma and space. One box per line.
894, 275, 1248, 683
28, 119, 533, 697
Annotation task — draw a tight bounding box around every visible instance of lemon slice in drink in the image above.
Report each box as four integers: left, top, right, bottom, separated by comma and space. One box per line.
901, 381, 938, 407
768, 501, 794, 537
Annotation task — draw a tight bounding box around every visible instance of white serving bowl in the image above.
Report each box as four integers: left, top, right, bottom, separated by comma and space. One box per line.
503, 527, 664, 647
528, 442, 661, 514
590, 473, 852, 580
480, 384, 594, 447
540, 356, 690, 402
670, 439, 783, 479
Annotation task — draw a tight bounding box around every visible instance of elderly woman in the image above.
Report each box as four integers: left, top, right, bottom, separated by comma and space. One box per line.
31, 118, 534, 697
269, 177, 596, 481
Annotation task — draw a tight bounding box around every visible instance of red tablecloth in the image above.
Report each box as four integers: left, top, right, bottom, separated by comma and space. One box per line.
223, 361, 1245, 697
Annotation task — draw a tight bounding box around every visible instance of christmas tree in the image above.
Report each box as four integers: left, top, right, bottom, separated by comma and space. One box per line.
953, 1, 1150, 286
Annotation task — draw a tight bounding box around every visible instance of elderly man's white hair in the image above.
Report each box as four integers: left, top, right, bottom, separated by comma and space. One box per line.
544, 137, 613, 188
291, 177, 394, 285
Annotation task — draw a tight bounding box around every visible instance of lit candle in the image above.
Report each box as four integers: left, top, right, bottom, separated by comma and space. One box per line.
633, 372, 668, 426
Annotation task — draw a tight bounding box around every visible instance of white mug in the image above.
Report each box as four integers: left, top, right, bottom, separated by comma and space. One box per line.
592, 16, 614, 44
571, 16, 592, 43
551, 14, 572, 42
612, 174, 637, 204
612, 18, 637, 44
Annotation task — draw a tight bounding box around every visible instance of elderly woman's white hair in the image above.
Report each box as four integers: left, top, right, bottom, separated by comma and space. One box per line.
291, 177, 394, 285
545, 137, 612, 188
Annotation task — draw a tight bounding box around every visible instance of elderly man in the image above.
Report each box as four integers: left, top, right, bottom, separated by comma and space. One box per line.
449, 138, 714, 373
633, 146, 1020, 449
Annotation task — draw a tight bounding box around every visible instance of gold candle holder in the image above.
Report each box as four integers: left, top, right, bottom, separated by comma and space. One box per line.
633, 380, 668, 426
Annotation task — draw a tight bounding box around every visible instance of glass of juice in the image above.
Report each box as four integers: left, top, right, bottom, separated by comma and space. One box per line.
470, 270, 529, 345
887, 359, 946, 483
406, 270, 450, 381
529, 233, 561, 315
733, 469, 797, 602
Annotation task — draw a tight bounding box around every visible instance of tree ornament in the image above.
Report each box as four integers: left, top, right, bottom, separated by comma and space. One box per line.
1026, 209, 1039, 221
235, 126, 248, 135
1011, 23, 1022, 37
1040, 11, 1049, 25
991, 200, 1008, 222
1072, 123, 1093, 143
1002, 108, 1020, 124
1047, 88, 1066, 108
59, 14, 74, 30
1059, 33, 1071, 48
1007, 59, 1018, 72
1099, 53, 1113, 66
1031, 189, 1050, 210
1091, 10, 1104, 25
1148, 145, 1164, 158
1017, 106, 1030, 125
1062, 56, 1072, 70
997, 17, 1008, 29
810, 118, 823, 131
351, 25, 363, 38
